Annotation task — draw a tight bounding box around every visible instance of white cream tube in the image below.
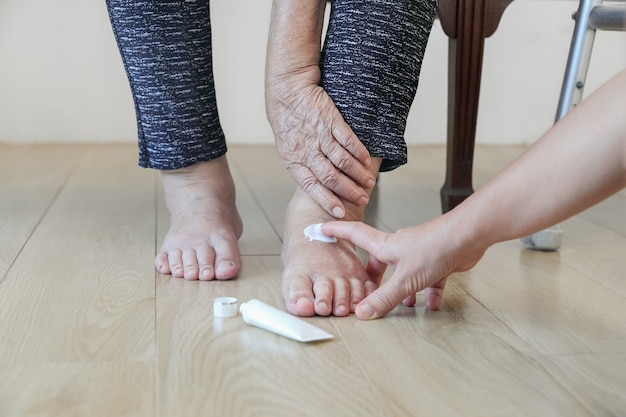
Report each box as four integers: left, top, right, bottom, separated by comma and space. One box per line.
239, 299, 334, 342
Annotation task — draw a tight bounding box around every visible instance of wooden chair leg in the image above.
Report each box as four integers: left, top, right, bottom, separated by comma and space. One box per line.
438, 0, 513, 213
439, 30, 484, 213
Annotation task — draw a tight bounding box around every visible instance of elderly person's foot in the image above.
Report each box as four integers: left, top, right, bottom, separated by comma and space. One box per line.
156, 156, 243, 280
281, 160, 381, 316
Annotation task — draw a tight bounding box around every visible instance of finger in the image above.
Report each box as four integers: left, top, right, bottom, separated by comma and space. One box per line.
322, 221, 389, 259
330, 115, 371, 167
321, 140, 376, 189
424, 277, 448, 311
402, 294, 417, 307
289, 164, 346, 218
365, 254, 387, 286
355, 276, 410, 320
305, 151, 370, 206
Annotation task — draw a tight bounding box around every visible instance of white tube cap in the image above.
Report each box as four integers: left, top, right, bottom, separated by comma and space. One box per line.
304, 223, 337, 243
213, 297, 239, 318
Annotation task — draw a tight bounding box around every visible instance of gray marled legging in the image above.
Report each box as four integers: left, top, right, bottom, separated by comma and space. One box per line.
106, 0, 436, 171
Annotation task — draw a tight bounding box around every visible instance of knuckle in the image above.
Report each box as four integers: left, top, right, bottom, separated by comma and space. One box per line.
402, 270, 425, 297
300, 175, 320, 194
372, 291, 397, 311
334, 154, 353, 173
319, 169, 341, 189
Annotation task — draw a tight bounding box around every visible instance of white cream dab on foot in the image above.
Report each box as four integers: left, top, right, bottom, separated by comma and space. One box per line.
303, 223, 337, 243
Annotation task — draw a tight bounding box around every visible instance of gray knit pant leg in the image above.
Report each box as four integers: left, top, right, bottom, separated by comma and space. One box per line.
321, 0, 437, 172
106, 0, 226, 170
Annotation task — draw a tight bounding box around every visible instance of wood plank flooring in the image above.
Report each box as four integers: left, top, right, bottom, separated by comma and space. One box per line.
1, 144, 624, 417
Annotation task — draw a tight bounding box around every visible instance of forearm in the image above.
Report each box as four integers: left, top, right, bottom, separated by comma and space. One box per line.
452, 69, 626, 248
266, 0, 327, 94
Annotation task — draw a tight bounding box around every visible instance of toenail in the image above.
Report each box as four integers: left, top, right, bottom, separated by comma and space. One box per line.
217, 261, 234, 272
316, 301, 330, 314
335, 305, 348, 315
296, 298, 311, 305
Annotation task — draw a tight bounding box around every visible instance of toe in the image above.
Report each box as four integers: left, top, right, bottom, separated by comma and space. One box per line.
182, 249, 200, 280
166, 249, 185, 278
282, 273, 316, 316
348, 277, 366, 313
213, 237, 240, 280
332, 277, 350, 316
364, 280, 378, 297
196, 245, 216, 281
313, 277, 333, 316
215, 260, 239, 280
155, 251, 171, 275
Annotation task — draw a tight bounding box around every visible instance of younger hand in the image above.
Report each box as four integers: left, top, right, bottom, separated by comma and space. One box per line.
322, 219, 487, 319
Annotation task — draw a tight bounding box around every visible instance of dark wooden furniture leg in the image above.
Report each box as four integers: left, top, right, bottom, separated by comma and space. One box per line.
437, 0, 514, 212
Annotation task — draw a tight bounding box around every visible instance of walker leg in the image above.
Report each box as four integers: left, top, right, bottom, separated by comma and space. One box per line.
522, 0, 599, 251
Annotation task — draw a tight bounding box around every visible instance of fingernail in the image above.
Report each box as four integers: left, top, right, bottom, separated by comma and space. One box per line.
366, 178, 376, 188
357, 195, 368, 206
356, 303, 377, 320
332, 207, 345, 218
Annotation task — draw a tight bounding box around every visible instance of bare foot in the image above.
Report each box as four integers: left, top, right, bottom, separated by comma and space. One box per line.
156, 156, 243, 281
281, 159, 382, 317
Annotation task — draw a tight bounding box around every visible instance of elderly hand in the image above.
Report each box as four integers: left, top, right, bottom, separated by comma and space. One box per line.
266, 80, 376, 218
266, 0, 376, 218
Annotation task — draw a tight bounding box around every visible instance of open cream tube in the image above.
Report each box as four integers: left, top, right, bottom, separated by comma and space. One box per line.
239, 299, 334, 342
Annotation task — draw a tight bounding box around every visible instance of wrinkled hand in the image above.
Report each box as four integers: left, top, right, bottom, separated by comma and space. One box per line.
267, 83, 376, 218
322, 219, 487, 319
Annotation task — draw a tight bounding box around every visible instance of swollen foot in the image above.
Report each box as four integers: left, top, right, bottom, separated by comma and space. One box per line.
281, 187, 378, 317
156, 156, 243, 280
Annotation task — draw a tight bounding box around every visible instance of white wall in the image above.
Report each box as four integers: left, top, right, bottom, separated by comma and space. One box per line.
0, 0, 625, 145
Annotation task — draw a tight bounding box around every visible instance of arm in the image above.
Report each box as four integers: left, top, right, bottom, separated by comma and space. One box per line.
323, 68, 626, 319
463, 69, 626, 244
265, 0, 376, 219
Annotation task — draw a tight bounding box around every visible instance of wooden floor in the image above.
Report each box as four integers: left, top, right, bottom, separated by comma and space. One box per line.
1, 144, 625, 417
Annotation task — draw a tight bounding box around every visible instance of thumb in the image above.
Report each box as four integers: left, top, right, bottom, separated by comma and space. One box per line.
365, 254, 387, 286
354, 273, 414, 320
